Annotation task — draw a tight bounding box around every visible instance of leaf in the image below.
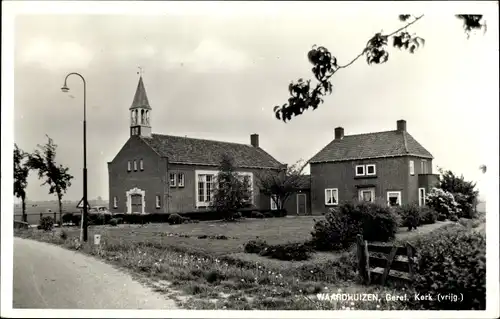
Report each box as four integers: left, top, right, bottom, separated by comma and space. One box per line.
399, 14, 411, 22
273, 105, 280, 113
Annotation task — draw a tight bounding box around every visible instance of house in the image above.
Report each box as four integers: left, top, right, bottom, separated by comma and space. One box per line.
309, 120, 439, 214
107, 76, 284, 215
276, 174, 312, 216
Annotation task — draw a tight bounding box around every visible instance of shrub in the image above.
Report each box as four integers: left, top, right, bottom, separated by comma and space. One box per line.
407, 226, 486, 310
396, 204, 421, 230
311, 201, 399, 251
233, 212, 243, 220
168, 213, 184, 225
109, 218, 118, 226
449, 215, 459, 222
251, 211, 265, 219
62, 213, 74, 224
115, 217, 123, 224
263, 211, 274, 218
426, 188, 461, 220
244, 239, 268, 254
59, 230, 68, 240
437, 213, 447, 221
259, 242, 313, 261
39, 216, 54, 231
419, 207, 437, 225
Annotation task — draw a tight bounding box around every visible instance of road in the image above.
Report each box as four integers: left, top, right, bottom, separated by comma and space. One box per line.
13, 237, 178, 309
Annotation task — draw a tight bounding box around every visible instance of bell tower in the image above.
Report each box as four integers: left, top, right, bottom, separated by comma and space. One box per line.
130, 70, 152, 138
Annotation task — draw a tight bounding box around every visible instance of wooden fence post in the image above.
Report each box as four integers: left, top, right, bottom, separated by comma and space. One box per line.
364, 240, 371, 285
356, 234, 366, 283
381, 246, 398, 286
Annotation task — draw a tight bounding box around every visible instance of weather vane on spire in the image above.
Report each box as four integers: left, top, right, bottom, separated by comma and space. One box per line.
137, 66, 145, 77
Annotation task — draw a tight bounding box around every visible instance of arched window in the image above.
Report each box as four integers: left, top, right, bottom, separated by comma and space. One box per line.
141, 109, 145, 124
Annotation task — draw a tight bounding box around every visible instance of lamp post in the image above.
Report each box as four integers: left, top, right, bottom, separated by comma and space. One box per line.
61, 72, 88, 242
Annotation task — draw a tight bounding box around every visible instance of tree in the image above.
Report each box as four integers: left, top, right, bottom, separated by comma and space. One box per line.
28, 135, 74, 224
211, 154, 252, 221
257, 159, 309, 212
437, 167, 479, 218
273, 15, 487, 122
14, 144, 31, 223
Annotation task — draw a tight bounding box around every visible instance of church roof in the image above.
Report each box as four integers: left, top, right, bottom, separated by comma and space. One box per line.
140, 134, 283, 169
130, 76, 151, 110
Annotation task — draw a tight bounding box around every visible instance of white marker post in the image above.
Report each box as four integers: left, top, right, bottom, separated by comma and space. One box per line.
94, 234, 101, 246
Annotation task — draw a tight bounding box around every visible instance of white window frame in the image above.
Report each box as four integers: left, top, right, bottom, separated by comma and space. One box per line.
387, 191, 402, 207
409, 160, 415, 176
325, 188, 339, 206
355, 165, 365, 176
127, 161, 131, 172
366, 164, 376, 176
421, 159, 428, 174
178, 173, 185, 187
169, 173, 177, 187
359, 188, 375, 202
140, 159, 144, 171
113, 196, 118, 208
270, 194, 278, 210
418, 188, 426, 207
195, 170, 217, 207
155, 195, 161, 208
133, 160, 137, 171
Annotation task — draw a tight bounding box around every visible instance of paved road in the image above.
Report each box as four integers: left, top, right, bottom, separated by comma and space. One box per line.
13, 237, 178, 309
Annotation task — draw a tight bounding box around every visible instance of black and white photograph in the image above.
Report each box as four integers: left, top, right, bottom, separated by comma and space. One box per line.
2, 1, 499, 318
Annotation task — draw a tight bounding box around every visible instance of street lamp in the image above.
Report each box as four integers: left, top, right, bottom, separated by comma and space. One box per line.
61, 72, 88, 242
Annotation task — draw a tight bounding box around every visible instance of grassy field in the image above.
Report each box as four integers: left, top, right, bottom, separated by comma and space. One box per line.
15, 215, 464, 310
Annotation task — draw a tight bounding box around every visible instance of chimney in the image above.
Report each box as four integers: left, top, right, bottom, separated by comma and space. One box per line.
397, 120, 407, 132
250, 134, 259, 147
334, 127, 344, 140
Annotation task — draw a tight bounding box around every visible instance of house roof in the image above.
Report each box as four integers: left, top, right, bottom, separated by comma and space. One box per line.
140, 134, 283, 169
309, 130, 433, 163
130, 76, 151, 110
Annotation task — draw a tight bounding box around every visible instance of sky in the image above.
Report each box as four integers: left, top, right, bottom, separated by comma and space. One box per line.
9, 1, 499, 202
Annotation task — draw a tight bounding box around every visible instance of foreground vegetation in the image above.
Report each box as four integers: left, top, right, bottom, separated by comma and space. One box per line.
15, 209, 485, 310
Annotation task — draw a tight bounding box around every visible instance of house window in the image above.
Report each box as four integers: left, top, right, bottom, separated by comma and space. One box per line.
178, 173, 185, 187
270, 195, 278, 210
359, 188, 375, 202
421, 160, 428, 174
366, 164, 376, 176
140, 159, 144, 171
133, 160, 137, 171
325, 188, 338, 206
355, 165, 365, 176
127, 161, 131, 172
418, 188, 426, 207
169, 173, 177, 187
155, 195, 161, 208
387, 191, 402, 207
113, 196, 118, 208
197, 173, 215, 206
409, 160, 415, 176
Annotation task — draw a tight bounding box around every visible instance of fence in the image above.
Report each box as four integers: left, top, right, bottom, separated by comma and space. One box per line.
356, 234, 417, 286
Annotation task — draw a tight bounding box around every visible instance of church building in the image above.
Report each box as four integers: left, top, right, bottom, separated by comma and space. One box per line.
107, 76, 284, 215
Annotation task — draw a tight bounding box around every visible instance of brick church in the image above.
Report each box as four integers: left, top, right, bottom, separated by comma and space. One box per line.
107, 76, 285, 215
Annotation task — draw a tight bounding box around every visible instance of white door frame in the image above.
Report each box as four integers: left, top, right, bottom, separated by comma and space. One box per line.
296, 193, 307, 215
126, 187, 146, 214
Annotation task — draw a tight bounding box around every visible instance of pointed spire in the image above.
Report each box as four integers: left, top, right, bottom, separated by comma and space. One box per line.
130, 76, 151, 110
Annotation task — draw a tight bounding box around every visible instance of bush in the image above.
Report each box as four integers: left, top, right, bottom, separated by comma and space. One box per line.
311, 201, 399, 251
426, 188, 461, 220
233, 212, 243, 220
437, 213, 447, 221
244, 239, 268, 254
407, 226, 486, 310
115, 217, 123, 224
168, 213, 184, 225
259, 242, 313, 261
109, 218, 118, 226
419, 207, 437, 225
59, 230, 68, 240
62, 213, 74, 224
396, 204, 421, 230
39, 216, 54, 231
251, 211, 265, 219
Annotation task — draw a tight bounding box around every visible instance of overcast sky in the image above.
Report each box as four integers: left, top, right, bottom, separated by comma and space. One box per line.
10, 2, 498, 202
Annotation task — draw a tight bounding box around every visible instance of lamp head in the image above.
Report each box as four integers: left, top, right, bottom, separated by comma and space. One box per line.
61, 84, 70, 93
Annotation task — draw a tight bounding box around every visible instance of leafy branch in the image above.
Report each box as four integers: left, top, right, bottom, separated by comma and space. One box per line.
274, 14, 487, 122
